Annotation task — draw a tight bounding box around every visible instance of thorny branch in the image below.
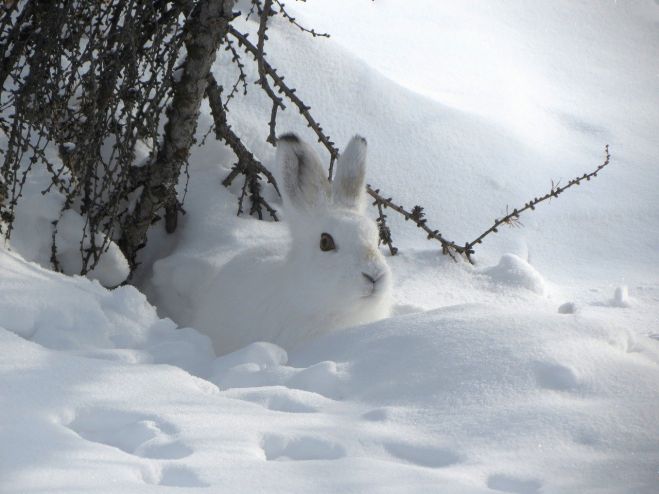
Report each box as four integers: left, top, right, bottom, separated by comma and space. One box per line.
229, 11, 611, 264
368, 145, 611, 263
462, 144, 611, 262
367, 185, 465, 261
273, 0, 330, 38
206, 72, 279, 220
0, 0, 613, 282
227, 25, 339, 178
255, 0, 283, 145
221, 36, 249, 109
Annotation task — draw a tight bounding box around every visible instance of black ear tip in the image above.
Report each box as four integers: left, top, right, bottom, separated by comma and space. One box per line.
355, 135, 367, 145
278, 133, 300, 144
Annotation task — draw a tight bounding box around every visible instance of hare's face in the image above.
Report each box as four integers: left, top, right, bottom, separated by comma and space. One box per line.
277, 133, 392, 314
290, 208, 392, 304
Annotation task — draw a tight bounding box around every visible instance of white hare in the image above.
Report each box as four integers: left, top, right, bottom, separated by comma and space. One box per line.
193, 133, 392, 356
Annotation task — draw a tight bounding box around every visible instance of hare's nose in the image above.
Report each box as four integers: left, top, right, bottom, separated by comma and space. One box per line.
362, 272, 383, 284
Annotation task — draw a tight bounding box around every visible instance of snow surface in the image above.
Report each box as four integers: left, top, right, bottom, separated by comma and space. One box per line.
2, 1, 659, 493
7, 168, 130, 287
3, 249, 659, 493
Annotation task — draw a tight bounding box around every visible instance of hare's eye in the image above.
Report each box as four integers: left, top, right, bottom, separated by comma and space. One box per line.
320, 232, 336, 252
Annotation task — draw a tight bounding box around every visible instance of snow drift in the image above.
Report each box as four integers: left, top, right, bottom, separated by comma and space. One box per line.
2, 1, 659, 493
2, 249, 659, 492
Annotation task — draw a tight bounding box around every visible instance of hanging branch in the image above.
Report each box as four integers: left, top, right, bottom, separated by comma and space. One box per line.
227, 25, 339, 178
221, 36, 249, 109
273, 0, 331, 38
120, 0, 236, 270
374, 196, 397, 256
1, 0, 191, 275
255, 0, 284, 145
206, 72, 279, 220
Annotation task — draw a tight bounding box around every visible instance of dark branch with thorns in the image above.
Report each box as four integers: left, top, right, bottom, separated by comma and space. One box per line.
228, 5, 612, 263
461, 145, 611, 262
0, 0, 612, 282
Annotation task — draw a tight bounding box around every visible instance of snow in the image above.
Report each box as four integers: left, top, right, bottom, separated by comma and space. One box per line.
262, 0, 659, 284
2, 1, 659, 493
482, 253, 547, 295
2, 249, 659, 492
7, 168, 130, 287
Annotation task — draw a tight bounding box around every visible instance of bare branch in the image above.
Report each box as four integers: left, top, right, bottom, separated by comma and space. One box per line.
464, 145, 611, 260
374, 197, 398, 256
120, 0, 236, 269
273, 0, 330, 38
206, 72, 279, 220
228, 25, 339, 177
366, 185, 468, 261
256, 0, 284, 145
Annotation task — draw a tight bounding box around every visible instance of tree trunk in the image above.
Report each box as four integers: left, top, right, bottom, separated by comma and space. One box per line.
119, 0, 235, 269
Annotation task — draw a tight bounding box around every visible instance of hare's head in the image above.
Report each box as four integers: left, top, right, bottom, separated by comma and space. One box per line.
276, 134, 392, 317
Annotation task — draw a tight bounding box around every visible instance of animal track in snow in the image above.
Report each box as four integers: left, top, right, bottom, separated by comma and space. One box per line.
142, 464, 209, 488
286, 360, 346, 399
362, 408, 391, 422
262, 434, 347, 461
384, 442, 461, 468
532, 361, 578, 391
67, 408, 192, 459
487, 474, 543, 494
227, 387, 330, 413
573, 427, 602, 446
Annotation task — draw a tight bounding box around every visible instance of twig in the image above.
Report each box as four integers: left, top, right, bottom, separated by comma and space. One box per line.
374, 197, 397, 255
206, 72, 279, 220
366, 185, 468, 261
255, 0, 284, 145
463, 145, 611, 261
228, 24, 338, 177
221, 36, 248, 109
273, 0, 330, 38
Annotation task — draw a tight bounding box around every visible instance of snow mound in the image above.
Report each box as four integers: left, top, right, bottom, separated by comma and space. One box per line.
0, 248, 214, 376
7, 170, 129, 287
2, 245, 659, 492
611, 285, 632, 308
558, 301, 578, 314
206, 302, 659, 491
483, 253, 547, 294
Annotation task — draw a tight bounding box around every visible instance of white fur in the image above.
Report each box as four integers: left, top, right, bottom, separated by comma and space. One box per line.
194, 134, 392, 356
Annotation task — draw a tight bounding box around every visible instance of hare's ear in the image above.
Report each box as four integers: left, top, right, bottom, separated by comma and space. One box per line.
332, 135, 367, 211
277, 133, 330, 211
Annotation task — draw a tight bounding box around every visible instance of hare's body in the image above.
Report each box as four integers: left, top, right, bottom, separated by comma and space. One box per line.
194, 134, 392, 356
194, 244, 390, 355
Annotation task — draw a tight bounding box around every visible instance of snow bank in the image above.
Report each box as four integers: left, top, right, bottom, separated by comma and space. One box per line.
0, 248, 213, 376
483, 254, 547, 295
2, 248, 658, 493
224, 1, 659, 283
7, 169, 129, 287
2, 1, 659, 492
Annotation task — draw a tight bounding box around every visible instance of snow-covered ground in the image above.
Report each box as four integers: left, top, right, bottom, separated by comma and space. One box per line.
3, 248, 659, 493
2, 1, 659, 493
